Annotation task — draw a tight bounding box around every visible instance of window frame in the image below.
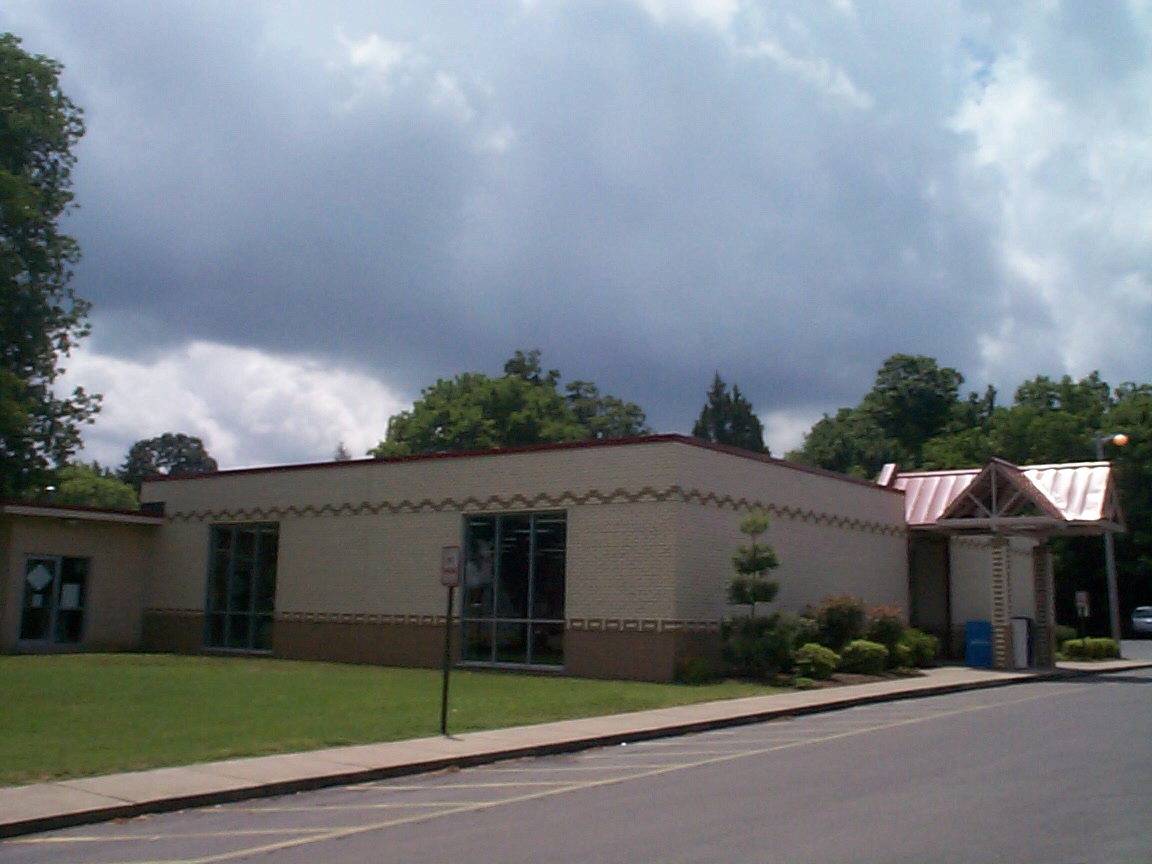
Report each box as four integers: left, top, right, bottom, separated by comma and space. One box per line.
459, 511, 567, 669
203, 522, 279, 654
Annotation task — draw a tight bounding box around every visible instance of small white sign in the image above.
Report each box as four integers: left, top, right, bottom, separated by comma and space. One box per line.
1075, 591, 1090, 618
60, 583, 82, 610
440, 546, 461, 587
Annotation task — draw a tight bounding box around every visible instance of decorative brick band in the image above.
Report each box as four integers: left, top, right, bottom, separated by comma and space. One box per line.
163, 484, 903, 536
145, 608, 724, 633
567, 618, 720, 633
278, 611, 446, 626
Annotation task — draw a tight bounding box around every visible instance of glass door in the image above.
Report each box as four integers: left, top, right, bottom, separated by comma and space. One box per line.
19, 556, 88, 644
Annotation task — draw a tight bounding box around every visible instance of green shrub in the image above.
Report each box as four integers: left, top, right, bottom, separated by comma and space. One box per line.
839, 639, 889, 675
792, 615, 821, 650
793, 676, 816, 690
894, 642, 913, 668
866, 606, 905, 667
675, 656, 716, 685
900, 628, 940, 668
1063, 637, 1120, 660
720, 613, 798, 679
813, 595, 868, 651
1054, 625, 1078, 648
794, 643, 839, 680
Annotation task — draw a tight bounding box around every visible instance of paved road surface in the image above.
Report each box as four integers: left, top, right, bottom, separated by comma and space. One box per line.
3, 670, 1150, 864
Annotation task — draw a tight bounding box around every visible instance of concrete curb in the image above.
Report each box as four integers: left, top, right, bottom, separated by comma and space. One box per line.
3, 661, 1150, 840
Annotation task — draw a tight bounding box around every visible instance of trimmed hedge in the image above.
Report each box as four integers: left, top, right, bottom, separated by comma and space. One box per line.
1062, 637, 1120, 660
795, 643, 839, 680
900, 628, 940, 668
839, 639, 889, 674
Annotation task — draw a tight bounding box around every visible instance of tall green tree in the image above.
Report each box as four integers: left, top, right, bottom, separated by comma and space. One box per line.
692, 374, 769, 455
118, 433, 219, 489
1, 33, 98, 498
370, 351, 649, 457
861, 354, 964, 461
789, 354, 963, 474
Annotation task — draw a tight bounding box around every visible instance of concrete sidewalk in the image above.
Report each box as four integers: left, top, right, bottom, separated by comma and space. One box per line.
3, 660, 1150, 840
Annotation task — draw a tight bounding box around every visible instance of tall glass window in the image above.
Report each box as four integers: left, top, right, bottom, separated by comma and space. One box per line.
205, 523, 278, 651
461, 512, 566, 667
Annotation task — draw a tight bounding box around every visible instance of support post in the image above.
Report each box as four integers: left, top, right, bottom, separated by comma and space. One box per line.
1105, 530, 1121, 643
440, 584, 455, 737
991, 537, 1012, 670
1032, 542, 1056, 668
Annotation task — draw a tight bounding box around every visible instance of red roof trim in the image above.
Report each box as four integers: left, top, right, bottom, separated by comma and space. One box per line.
142, 434, 903, 494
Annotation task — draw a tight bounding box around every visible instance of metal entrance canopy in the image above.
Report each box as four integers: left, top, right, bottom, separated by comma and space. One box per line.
879, 458, 1125, 670
883, 458, 1124, 538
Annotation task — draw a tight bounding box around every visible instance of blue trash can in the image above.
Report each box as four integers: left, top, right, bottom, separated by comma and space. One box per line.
966, 620, 993, 668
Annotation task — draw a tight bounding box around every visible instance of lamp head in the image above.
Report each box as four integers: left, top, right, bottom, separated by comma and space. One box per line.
1111, 433, 1129, 447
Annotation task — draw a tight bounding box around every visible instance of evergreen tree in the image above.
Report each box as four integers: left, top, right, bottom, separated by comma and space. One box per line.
692, 373, 769, 454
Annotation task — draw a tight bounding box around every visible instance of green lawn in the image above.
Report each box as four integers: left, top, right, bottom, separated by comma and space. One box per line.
0, 654, 783, 787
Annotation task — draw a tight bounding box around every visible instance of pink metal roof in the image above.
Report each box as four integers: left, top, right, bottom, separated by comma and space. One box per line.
895, 470, 979, 526
893, 461, 1119, 528
1022, 462, 1117, 523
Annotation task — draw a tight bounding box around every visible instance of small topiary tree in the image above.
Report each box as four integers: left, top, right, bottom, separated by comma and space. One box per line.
727, 508, 780, 605
720, 511, 789, 679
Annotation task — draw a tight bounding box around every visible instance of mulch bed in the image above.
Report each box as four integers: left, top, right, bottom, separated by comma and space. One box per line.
779, 669, 927, 689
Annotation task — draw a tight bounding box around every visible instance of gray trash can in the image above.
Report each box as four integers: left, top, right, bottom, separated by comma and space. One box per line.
1010, 617, 1032, 669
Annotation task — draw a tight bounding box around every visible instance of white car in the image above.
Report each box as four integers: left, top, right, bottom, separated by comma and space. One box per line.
1132, 606, 1152, 637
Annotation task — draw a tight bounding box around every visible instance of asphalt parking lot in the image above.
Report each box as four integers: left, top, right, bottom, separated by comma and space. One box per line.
7, 673, 1148, 864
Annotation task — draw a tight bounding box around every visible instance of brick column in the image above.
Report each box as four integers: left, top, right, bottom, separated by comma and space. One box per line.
1032, 542, 1056, 668
991, 537, 1012, 670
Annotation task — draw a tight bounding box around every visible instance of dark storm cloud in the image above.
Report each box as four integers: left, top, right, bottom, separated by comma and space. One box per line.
8, 0, 1147, 457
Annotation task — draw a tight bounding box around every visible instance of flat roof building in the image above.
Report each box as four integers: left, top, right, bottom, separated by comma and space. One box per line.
2, 437, 1122, 679
136, 435, 907, 681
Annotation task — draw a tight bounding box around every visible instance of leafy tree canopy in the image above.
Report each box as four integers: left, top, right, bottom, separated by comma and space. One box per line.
692, 373, 769, 455
50, 461, 137, 510
118, 433, 219, 489
789, 355, 965, 476
369, 350, 650, 457
1, 33, 98, 498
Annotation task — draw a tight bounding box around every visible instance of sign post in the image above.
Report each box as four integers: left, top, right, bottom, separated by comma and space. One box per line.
1075, 590, 1090, 639
439, 546, 461, 736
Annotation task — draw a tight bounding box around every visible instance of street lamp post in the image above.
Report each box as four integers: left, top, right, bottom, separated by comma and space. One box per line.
1095, 432, 1128, 643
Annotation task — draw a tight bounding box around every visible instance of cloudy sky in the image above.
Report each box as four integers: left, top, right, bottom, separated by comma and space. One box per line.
5, 1, 1151, 468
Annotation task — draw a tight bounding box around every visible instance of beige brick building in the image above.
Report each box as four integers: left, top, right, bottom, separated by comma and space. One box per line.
11, 436, 1104, 680
129, 435, 907, 680
0, 503, 162, 654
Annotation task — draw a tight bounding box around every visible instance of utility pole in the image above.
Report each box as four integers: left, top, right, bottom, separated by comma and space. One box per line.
1095, 432, 1128, 643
